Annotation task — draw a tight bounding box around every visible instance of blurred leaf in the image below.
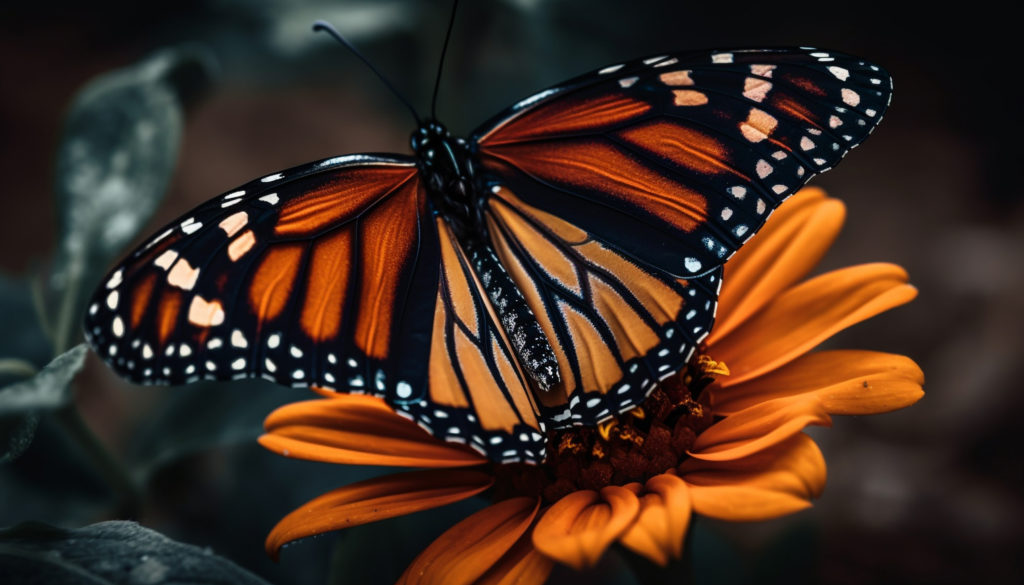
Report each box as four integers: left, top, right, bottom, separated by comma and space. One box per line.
0, 520, 272, 585
0, 274, 53, 365
49, 45, 216, 351
129, 379, 292, 480
0, 414, 40, 465
0, 345, 87, 416
0, 345, 86, 464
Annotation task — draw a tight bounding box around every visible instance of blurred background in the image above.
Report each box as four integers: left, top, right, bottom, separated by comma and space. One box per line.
1, 0, 1021, 583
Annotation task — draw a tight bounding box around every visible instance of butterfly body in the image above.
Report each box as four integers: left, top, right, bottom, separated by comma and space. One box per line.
84, 48, 892, 463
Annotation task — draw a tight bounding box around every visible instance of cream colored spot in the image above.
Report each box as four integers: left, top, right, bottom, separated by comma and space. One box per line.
800, 136, 816, 151
154, 250, 179, 270
228, 230, 256, 261
219, 211, 249, 237
106, 269, 123, 289
827, 66, 850, 81
168, 258, 200, 291
659, 70, 694, 86
259, 193, 280, 205
750, 64, 775, 77
106, 290, 119, 310
865, 108, 877, 117
743, 77, 772, 102
231, 329, 248, 348
599, 64, 624, 74
739, 108, 778, 143
841, 88, 861, 106
643, 55, 667, 65
829, 115, 842, 128
772, 184, 787, 194
142, 344, 154, 359
673, 90, 708, 106
756, 159, 773, 179
618, 76, 638, 88
711, 52, 733, 64
188, 296, 225, 327
728, 186, 747, 199
112, 316, 125, 337
653, 57, 679, 68
772, 151, 788, 160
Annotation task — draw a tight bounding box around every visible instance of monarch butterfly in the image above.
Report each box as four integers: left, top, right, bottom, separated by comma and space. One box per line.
83, 26, 891, 463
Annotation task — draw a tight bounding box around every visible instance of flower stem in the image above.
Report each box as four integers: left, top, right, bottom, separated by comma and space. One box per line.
53, 402, 142, 517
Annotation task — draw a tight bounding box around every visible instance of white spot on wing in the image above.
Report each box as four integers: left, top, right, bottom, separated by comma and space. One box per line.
599, 63, 624, 74
261, 173, 283, 183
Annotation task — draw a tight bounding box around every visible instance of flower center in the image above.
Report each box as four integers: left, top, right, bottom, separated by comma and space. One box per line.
493, 355, 728, 503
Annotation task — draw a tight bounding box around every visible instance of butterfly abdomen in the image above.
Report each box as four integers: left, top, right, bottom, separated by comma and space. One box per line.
463, 239, 560, 390
414, 121, 560, 391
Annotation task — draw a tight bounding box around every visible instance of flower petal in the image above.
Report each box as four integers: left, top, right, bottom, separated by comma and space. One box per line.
473, 531, 555, 585
531, 486, 640, 570
266, 469, 494, 559
681, 433, 826, 521
398, 497, 540, 585
710, 350, 924, 415
260, 397, 486, 468
709, 263, 918, 385
619, 474, 691, 566
689, 396, 830, 461
711, 187, 845, 342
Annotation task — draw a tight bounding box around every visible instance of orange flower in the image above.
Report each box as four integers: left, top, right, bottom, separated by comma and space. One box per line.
259, 187, 924, 584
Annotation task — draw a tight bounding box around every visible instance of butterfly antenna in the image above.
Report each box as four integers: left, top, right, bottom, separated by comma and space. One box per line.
313, 20, 422, 125
430, 0, 460, 121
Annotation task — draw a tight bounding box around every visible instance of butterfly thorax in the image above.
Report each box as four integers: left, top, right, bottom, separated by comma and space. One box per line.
411, 121, 482, 241
412, 121, 561, 392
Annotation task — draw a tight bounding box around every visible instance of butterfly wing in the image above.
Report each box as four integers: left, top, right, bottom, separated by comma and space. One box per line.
84, 155, 440, 406
413, 219, 546, 462
475, 47, 892, 278
485, 184, 721, 426
84, 154, 546, 461
473, 48, 891, 426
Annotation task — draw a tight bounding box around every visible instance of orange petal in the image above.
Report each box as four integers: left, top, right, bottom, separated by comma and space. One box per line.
710, 350, 924, 415
398, 497, 540, 585
681, 433, 826, 521
266, 469, 493, 559
474, 531, 555, 585
260, 398, 486, 468
689, 396, 830, 461
711, 187, 844, 342
531, 486, 640, 570
708, 263, 918, 385
618, 474, 691, 566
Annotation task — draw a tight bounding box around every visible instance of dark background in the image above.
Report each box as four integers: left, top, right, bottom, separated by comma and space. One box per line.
1, 1, 1021, 584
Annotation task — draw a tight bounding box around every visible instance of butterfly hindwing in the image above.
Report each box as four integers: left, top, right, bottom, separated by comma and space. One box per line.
484, 185, 721, 427
84, 155, 439, 406
404, 219, 546, 462
474, 47, 892, 279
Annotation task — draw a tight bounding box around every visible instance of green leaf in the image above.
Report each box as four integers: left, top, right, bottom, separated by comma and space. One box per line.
0, 414, 39, 465
0, 520, 272, 585
49, 46, 216, 351
0, 345, 87, 416
129, 379, 292, 480
0, 344, 87, 464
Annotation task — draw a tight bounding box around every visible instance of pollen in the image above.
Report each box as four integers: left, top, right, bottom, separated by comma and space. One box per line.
493, 354, 730, 503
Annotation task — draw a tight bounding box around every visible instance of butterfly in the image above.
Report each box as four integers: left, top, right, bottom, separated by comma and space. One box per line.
84, 46, 891, 464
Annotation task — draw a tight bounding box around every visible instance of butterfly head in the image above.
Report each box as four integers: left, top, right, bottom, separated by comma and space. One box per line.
412, 121, 483, 238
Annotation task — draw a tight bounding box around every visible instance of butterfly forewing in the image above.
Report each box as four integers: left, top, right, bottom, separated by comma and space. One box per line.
474, 47, 892, 279
84, 155, 439, 407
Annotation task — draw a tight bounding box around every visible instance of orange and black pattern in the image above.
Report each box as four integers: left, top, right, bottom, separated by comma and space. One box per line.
84, 156, 441, 408
85, 47, 892, 463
